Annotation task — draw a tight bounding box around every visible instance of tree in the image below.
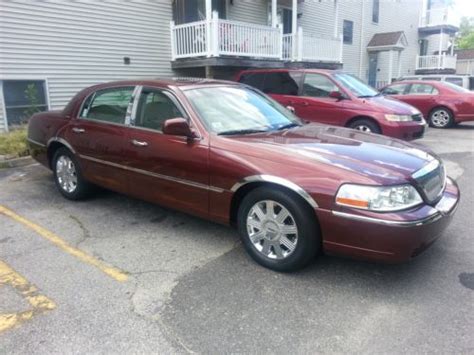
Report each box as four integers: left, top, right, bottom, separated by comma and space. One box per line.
456, 17, 474, 49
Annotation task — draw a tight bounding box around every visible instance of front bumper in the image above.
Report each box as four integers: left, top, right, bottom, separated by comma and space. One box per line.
380, 119, 427, 141
318, 177, 460, 263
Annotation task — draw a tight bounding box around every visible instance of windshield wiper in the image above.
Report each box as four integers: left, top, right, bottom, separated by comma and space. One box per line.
218, 128, 269, 136
276, 122, 301, 130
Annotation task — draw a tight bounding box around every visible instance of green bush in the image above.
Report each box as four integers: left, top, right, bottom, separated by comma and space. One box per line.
0, 127, 29, 158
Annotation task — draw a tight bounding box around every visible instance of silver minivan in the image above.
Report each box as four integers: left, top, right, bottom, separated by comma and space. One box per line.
399, 75, 474, 91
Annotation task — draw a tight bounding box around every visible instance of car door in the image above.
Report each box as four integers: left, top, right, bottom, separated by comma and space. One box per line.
63, 86, 135, 193
124, 86, 209, 219
400, 83, 439, 117
296, 73, 347, 125
261, 71, 302, 109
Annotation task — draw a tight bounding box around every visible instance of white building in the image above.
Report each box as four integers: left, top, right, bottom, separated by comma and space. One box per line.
0, 0, 458, 132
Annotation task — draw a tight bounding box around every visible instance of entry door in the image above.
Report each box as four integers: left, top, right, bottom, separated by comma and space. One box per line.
124, 87, 210, 219
368, 53, 378, 88
63, 86, 135, 193
277, 7, 292, 34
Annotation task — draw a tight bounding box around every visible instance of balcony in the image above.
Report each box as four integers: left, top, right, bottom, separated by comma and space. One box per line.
170, 13, 343, 68
415, 54, 457, 73
419, 7, 460, 33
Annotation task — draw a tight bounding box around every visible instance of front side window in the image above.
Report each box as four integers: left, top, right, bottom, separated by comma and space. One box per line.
81, 87, 134, 124
303, 74, 340, 97
382, 84, 407, 95
372, 0, 379, 23
343, 20, 353, 45
262, 72, 302, 95
2, 80, 48, 126
184, 86, 300, 135
134, 89, 183, 131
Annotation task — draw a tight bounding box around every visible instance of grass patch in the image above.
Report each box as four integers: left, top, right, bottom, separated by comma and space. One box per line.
0, 127, 29, 158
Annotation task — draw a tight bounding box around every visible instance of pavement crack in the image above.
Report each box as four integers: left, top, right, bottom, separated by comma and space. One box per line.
69, 215, 92, 248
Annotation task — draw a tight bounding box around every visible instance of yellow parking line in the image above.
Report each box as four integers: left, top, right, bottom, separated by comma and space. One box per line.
0, 205, 128, 282
0, 259, 56, 333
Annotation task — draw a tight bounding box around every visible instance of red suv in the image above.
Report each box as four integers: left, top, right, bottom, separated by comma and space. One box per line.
236, 69, 426, 140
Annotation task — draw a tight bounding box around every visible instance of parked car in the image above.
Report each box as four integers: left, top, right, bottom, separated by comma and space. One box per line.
236, 69, 426, 141
398, 75, 474, 91
28, 79, 459, 271
381, 80, 474, 128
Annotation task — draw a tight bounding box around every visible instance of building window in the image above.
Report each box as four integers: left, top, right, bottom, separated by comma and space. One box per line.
372, 0, 379, 23
2, 80, 48, 127
172, 0, 226, 24
343, 20, 353, 45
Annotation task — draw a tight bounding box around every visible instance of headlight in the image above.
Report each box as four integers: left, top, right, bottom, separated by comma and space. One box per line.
385, 114, 413, 122
336, 184, 423, 211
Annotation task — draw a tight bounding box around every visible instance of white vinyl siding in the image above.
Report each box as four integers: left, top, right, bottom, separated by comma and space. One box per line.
227, 0, 268, 25
0, 0, 175, 131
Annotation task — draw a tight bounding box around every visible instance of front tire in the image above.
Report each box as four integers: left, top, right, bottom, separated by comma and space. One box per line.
53, 147, 91, 200
237, 187, 320, 272
348, 118, 381, 134
429, 107, 453, 128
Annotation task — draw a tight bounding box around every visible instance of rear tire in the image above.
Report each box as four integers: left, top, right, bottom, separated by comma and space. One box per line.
348, 118, 381, 134
237, 186, 320, 272
53, 147, 91, 200
429, 107, 454, 128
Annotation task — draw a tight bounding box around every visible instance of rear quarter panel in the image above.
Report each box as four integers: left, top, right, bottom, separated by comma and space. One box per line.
28, 111, 70, 167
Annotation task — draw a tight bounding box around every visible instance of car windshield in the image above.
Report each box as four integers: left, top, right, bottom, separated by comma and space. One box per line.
441, 81, 470, 93
333, 73, 379, 98
183, 86, 301, 135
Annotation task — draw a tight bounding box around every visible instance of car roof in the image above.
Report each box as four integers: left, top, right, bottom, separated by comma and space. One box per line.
389, 80, 442, 86
87, 78, 239, 91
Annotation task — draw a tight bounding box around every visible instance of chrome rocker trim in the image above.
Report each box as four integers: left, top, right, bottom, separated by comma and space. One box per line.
231, 175, 318, 208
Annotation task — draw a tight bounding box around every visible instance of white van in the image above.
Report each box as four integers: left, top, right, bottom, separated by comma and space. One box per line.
399, 75, 474, 91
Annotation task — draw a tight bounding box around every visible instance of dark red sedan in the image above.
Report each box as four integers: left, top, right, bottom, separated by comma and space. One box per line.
28, 79, 459, 271
381, 80, 474, 128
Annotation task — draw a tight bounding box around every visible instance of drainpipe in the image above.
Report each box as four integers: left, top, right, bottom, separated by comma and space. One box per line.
358, 0, 366, 78
438, 28, 443, 69
292, 0, 298, 61
272, 0, 277, 28
334, 0, 339, 39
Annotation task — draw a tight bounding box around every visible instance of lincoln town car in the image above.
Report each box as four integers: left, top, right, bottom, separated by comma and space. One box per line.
27, 79, 460, 271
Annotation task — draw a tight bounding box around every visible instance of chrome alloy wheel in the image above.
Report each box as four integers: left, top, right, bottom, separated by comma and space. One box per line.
56, 155, 78, 193
246, 200, 298, 260
431, 109, 450, 128
354, 125, 372, 132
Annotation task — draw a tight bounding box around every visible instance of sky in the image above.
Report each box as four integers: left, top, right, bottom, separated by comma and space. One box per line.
454, 0, 474, 19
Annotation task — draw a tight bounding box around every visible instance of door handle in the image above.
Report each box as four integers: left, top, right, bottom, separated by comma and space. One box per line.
72, 127, 85, 133
131, 139, 148, 147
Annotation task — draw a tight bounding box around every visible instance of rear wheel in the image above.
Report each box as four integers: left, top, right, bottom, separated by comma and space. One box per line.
348, 118, 381, 134
53, 147, 91, 200
429, 107, 453, 128
237, 187, 320, 272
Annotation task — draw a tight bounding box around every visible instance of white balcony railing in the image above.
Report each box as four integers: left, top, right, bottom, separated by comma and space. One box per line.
171, 12, 343, 63
420, 7, 460, 28
416, 54, 457, 70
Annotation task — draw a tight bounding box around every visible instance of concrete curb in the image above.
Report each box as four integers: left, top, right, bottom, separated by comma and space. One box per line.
0, 156, 35, 169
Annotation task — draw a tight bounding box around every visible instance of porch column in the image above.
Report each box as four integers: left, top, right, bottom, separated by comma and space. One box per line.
334, 0, 339, 38
271, 0, 277, 28
205, 0, 212, 22
397, 51, 402, 78
205, 0, 212, 57
388, 50, 394, 85
292, 0, 297, 60
450, 35, 454, 56
438, 28, 443, 68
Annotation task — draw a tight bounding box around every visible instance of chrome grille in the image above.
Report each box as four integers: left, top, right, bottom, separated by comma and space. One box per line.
413, 160, 446, 203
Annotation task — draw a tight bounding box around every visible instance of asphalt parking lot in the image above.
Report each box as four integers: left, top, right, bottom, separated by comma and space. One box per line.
1, 124, 473, 353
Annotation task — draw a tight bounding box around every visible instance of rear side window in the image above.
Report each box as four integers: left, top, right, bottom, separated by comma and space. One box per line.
382, 84, 407, 95
81, 87, 134, 124
262, 72, 301, 95
422, 77, 441, 81
238, 73, 265, 90
445, 77, 463, 87
408, 84, 439, 95
303, 73, 340, 97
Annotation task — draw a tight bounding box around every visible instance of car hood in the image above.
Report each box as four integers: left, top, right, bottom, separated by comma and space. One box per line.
361, 95, 420, 114
217, 124, 437, 184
